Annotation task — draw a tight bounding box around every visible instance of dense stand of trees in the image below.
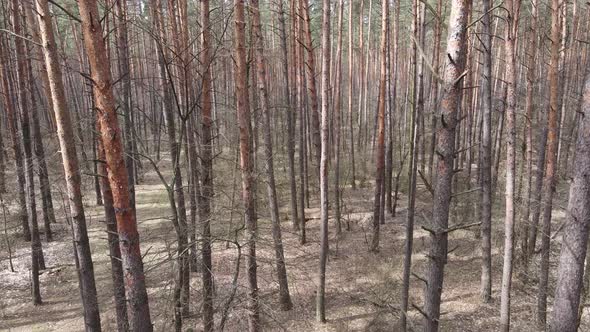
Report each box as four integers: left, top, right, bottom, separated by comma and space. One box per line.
0, 0, 589, 331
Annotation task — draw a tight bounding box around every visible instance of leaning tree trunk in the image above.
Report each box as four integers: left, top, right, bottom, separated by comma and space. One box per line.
36, 0, 104, 328
422, 0, 471, 330
234, 1, 260, 330
549, 66, 590, 332
77, 0, 153, 329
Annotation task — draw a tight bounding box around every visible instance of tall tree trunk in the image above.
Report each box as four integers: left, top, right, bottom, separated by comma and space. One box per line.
251, 0, 293, 311
479, 0, 493, 303
422, 0, 471, 329
333, 0, 344, 234
234, 1, 260, 330
115, 0, 136, 215
520, 0, 538, 273
0, 35, 29, 241
316, 0, 330, 322
500, 0, 521, 330
549, 67, 590, 332
347, 0, 357, 190
370, 0, 388, 253
12, 0, 45, 306
537, 0, 562, 327
199, 0, 215, 330
280, 0, 299, 232
77, 0, 153, 329
401, 0, 420, 327
24, 3, 56, 242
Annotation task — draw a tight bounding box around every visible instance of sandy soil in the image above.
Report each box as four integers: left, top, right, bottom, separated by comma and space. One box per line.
0, 154, 588, 331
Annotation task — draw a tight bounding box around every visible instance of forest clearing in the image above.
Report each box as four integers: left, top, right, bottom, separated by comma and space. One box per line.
0, 0, 589, 331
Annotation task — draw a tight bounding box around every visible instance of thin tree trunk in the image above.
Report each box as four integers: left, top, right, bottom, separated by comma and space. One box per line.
348, 0, 357, 190
281, 0, 299, 232
251, 0, 293, 311
316, 0, 330, 322
333, 0, 344, 235
500, 1, 521, 329
479, 0, 493, 303
234, 1, 260, 329
12, 0, 45, 306
199, 0, 215, 330
301, 0, 321, 170
0, 35, 29, 241
520, 0, 538, 271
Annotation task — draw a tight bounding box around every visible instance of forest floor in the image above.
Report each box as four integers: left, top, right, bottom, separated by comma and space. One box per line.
0, 151, 588, 331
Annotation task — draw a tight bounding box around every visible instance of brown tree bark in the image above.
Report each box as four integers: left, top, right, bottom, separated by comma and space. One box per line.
333, 0, 344, 234
300, 0, 321, 170
36, 0, 105, 328
370, 0, 389, 253
537, 0, 562, 327
77, 0, 153, 329
422, 0, 471, 329
199, 0, 215, 329
97, 120, 129, 332
234, 1, 260, 329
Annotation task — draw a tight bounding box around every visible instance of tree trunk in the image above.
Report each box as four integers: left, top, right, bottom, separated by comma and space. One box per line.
423, 0, 471, 329
316, 0, 330, 322
77, 0, 153, 329
537, 0, 562, 326
370, 0, 388, 253
281, 0, 299, 232
549, 66, 590, 332
251, 0, 293, 312
0, 35, 29, 241
300, 0, 321, 170
333, 0, 344, 235
479, 0, 493, 303
520, 0, 538, 275
348, 0, 357, 190
97, 120, 129, 332
12, 0, 45, 306
500, 1, 520, 330
234, 1, 260, 329
199, 0, 215, 330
